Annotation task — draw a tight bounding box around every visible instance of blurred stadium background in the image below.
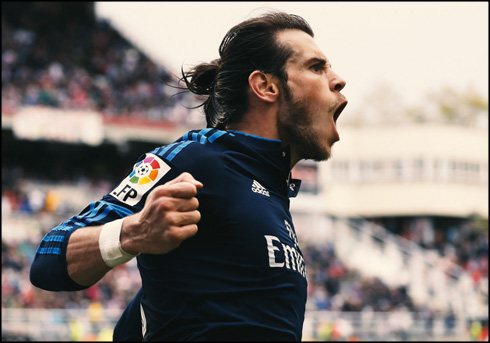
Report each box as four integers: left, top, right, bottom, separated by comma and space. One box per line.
2, 2, 488, 341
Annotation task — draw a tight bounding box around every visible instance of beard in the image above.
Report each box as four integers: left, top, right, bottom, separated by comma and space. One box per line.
277, 85, 333, 162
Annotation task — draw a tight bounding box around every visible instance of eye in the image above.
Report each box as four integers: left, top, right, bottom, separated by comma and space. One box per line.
309, 63, 325, 72
309, 61, 331, 73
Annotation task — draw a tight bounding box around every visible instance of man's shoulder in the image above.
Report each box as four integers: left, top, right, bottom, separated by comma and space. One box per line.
150, 128, 230, 165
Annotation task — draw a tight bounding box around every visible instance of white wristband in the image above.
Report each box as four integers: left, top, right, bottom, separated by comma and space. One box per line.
99, 218, 139, 268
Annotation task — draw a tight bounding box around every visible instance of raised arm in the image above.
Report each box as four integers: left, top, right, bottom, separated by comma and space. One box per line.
30, 172, 202, 290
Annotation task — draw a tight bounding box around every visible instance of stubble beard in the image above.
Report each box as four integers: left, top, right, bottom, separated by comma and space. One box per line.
277, 87, 332, 162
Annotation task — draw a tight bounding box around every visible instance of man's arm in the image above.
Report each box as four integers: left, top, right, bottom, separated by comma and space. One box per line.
30, 172, 202, 290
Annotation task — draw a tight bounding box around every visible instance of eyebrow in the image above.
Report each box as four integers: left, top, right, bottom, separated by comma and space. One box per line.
306, 57, 330, 67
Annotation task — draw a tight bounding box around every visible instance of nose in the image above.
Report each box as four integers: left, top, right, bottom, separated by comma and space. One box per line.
330, 71, 346, 92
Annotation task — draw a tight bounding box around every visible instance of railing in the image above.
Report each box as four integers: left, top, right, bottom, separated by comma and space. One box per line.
1, 308, 474, 341
303, 310, 471, 341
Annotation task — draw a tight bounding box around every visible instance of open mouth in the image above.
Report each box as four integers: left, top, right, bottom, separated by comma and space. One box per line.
334, 101, 348, 123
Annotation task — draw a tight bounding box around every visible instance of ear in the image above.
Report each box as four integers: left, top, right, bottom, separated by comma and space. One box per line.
248, 71, 279, 103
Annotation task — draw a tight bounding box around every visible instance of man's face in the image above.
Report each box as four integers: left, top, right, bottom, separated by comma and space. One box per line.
276, 30, 347, 162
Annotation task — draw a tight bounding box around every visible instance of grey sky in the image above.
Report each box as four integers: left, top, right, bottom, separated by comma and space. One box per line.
96, 2, 488, 111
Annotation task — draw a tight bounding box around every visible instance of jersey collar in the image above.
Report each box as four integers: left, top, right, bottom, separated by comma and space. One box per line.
227, 130, 301, 198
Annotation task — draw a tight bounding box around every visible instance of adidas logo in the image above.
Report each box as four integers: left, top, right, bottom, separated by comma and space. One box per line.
252, 180, 270, 197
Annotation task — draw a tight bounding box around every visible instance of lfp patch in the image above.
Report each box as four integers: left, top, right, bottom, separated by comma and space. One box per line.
111, 153, 170, 206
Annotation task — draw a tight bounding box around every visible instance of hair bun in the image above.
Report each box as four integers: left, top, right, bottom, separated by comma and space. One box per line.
182, 59, 220, 96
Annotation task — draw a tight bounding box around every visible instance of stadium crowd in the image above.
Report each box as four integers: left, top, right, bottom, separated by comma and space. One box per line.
2, 6, 199, 127
3, 173, 486, 315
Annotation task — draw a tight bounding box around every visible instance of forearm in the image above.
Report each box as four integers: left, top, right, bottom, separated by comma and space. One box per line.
31, 219, 137, 291
66, 225, 112, 287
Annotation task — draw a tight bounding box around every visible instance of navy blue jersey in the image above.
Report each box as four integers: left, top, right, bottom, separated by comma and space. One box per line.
31, 128, 306, 341
129, 129, 306, 340
113, 288, 144, 341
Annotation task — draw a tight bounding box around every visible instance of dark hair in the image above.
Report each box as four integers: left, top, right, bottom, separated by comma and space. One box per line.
181, 11, 314, 129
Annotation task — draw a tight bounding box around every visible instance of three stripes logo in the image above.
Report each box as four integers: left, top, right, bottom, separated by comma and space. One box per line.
252, 180, 270, 197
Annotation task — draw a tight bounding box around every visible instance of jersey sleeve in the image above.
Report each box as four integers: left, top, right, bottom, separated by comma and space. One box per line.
29, 150, 180, 292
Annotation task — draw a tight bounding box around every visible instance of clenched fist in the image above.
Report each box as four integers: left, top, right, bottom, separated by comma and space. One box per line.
120, 172, 203, 255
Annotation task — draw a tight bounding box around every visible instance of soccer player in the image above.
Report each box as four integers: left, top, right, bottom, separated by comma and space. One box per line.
30, 10, 347, 340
